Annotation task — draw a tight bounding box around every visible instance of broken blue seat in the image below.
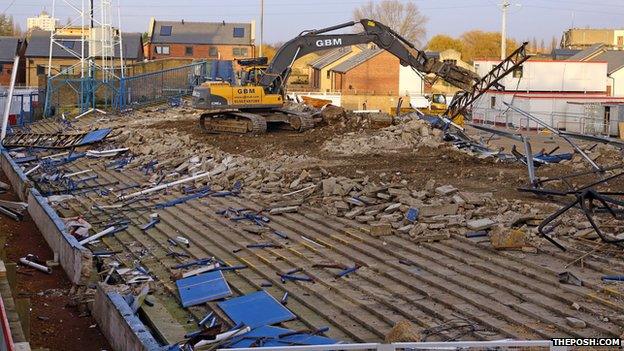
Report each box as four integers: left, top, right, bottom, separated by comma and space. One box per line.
176, 270, 231, 307
218, 290, 295, 328
224, 325, 338, 348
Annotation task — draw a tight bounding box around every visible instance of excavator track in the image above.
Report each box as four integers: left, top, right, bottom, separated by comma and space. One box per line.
288, 113, 315, 132
273, 109, 315, 132
199, 110, 268, 134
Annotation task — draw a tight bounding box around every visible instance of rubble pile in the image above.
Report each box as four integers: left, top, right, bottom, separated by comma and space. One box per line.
276, 167, 563, 249
322, 117, 445, 154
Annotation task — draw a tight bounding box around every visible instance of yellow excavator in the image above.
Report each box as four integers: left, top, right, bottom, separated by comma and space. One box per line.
192, 19, 529, 134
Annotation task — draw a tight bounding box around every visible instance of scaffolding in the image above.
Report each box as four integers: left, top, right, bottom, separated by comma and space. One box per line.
44, 0, 124, 117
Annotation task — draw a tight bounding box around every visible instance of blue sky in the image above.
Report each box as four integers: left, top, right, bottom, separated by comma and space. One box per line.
2, 0, 624, 45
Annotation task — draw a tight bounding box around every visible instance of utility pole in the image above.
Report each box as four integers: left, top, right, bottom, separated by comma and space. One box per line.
259, 0, 264, 57
501, 0, 509, 60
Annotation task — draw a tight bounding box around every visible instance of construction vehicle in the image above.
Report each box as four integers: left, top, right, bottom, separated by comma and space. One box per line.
394, 43, 529, 125
192, 19, 482, 134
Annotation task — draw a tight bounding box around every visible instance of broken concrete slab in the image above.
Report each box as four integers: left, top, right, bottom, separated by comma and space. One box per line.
466, 218, 496, 231
458, 192, 485, 206
565, 317, 586, 329
420, 204, 459, 217
322, 178, 337, 197
370, 222, 392, 237
489, 226, 526, 249
269, 206, 299, 215
435, 185, 458, 196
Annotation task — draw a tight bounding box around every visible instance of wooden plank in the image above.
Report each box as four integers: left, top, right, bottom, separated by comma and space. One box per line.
619, 122, 624, 140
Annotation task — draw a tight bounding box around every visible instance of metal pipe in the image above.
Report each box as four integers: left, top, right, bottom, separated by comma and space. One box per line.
118, 172, 211, 201
78, 226, 116, 245
20, 257, 51, 274
1, 56, 19, 141
504, 103, 601, 171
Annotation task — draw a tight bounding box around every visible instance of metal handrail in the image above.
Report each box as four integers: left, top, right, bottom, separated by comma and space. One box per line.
220, 339, 559, 351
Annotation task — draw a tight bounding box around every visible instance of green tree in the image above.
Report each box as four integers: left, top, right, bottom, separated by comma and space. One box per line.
426, 34, 463, 53
353, 0, 428, 46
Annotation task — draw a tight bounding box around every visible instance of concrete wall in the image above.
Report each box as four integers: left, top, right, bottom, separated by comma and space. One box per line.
93, 285, 162, 351
610, 68, 624, 97
473, 60, 608, 93
398, 65, 424, 96
0, 150, 92, 285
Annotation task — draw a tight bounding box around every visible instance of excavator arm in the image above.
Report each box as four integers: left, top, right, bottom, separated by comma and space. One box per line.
258, 19, 480, 95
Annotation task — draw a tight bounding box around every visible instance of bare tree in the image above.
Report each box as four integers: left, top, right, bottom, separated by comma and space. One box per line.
353, 0, 428, 46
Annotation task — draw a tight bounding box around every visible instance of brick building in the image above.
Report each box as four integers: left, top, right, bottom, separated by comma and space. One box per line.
0, 37, 27, 86
330, 47, 423, 96
144, 18, 255, 61
308, 46, 363, 92
24, 30, 144, 87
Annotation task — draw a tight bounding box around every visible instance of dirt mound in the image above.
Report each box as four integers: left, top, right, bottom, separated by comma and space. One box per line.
322, 117, 444, 154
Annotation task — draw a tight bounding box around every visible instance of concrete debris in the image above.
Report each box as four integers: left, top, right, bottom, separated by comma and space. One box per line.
466, 218, 496, 231
322, 117, 444, 155
434, 185, 458, 196
565, 317, 586, 329
489, 226, 527, 250
369, 222, 392, 237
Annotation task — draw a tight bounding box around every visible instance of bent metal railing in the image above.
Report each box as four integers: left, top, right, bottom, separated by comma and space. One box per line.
219, 339, 565, 351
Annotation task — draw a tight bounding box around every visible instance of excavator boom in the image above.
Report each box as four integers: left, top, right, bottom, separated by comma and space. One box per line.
258, 19, 480, 94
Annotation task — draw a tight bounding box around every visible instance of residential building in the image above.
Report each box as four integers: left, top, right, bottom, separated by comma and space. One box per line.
24, 31, 144, 87
550, 48, 581, 60
144, 18, 255, 61
561, 28, 624, 50
565, 44, 624, 96
472, 58, 624, 136
0, 37, 27, 86
308, 46, 364, 92
26, 11, 58, 32
330, 47, 424, 96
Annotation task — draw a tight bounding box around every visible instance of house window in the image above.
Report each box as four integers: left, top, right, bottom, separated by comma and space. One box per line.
326, 70, 330, 79
36, 65, 46, 75
209, 47, 218, 57
474, 63, 480, 70
490, 96, 496, 109
513, 66, 523, 78
443, 59, 457, 65
185, 46, 193, 56
232, 47, 248, 57
155, 45, 170, 55
61, 41, 75, 49
160, 25, 172, 36
233, 27, 245, 38
60, 65, 74, 75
